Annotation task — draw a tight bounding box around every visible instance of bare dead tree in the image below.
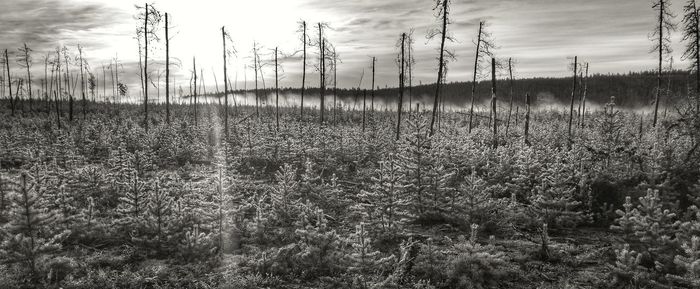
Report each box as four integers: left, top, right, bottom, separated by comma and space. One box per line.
136, 2, 162, 131
275, 47, 279, 131
371, 56, 376, 112
317, 23, 327, 124
4, 49, 13, 115
568, 56, 578, 150
525, 92, 531, 146
363, 89, 367, 132
468, 21, 495, 133
407, 30, 415, 112
193, 57, 198, 125
17, 44, 32, 113
63, 46, 73, 121
428, 0, 456, 136
222, 26, 237, 136
165, 13, 170, 124
651, 0, 676, 127
580, 63, 589, 127
253, 42, 260, 118
298, 20, 308, 119
490, 58, 497, 148
77, 45, 86, 119
505, 57, 515, 137
332, 46, 340, 126
397, 32, 406, 141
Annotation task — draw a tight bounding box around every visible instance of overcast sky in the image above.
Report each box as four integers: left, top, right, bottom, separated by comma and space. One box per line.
0, 0, 689, 95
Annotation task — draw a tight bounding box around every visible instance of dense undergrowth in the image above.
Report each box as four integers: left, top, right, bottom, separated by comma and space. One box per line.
1, 98, 700, 288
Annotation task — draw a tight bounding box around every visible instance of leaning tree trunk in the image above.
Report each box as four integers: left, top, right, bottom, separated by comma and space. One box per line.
5, 49, 13, 116
430, 0, 449, 136
468, 22, 483, 134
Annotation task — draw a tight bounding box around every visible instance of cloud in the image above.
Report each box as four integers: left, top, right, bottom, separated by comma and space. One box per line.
0, 0, 687, 97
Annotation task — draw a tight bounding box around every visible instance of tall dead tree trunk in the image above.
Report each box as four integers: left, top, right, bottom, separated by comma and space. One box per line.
362, 89, 367, 132
222, 26, 228, 135
193, 57, 198, 126
371, 57, 376, 112
166, 13, 170, 124
54, 91, 61, 129
333, 47, 337, 126
44, 53, 49, 113
143, 3, 149, 131
581, 63, 588, 128
79, 46, 86, 119
408, 33, 413, 112
253, 44, 259, 118
490, 58, 497, 148
65, 48, 73, 122
653, 0, 674, 127
275, 47, 280, 132
397, 33, 406, 141
525, 92, 531, 146
505, 57, 514, 137
22, 44, 33, 114
568, 56, 578, 150
300, 21, 307, 119
430, 0, 449, 136
319, 24, 326, 125
5, 49, 13, 116
469, 22, 484, 133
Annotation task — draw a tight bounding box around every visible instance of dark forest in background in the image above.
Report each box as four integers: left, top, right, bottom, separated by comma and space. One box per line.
230, 70, 694, 108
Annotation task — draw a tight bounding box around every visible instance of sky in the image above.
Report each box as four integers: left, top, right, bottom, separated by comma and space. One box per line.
0, 0, 690, 98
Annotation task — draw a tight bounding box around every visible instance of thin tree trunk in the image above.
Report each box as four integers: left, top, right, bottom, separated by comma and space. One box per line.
5, 49, 13, 116
490, 58, 497, 148
54, 91, 61, 129
397, 33, 406, 141
193, 57, 198, 126
254, 44, 259, 118
275, 47, 279, 131
581, 63, 589, 128
568, 56, 578, 150
65, 49, 73, 122
525, 92, 530, 146
505, 57, 514, 137
166, 13, 171, 124
333, 47, 337, 126
430, 0, 449, 136
362, 89, 367, 132
319, 24, 325, 125
79, 46, 86, 119
301, 21, 306, 119
469, 22, 483, 133
23, 44, 32, 113
144, 3, 149, 131
371, 57, 376, 112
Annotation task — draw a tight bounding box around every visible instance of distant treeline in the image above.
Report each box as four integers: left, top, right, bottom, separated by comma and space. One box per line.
199, 70, 695, 108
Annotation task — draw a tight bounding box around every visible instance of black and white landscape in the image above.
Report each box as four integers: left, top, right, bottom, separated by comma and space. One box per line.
1, 0, 699, 288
